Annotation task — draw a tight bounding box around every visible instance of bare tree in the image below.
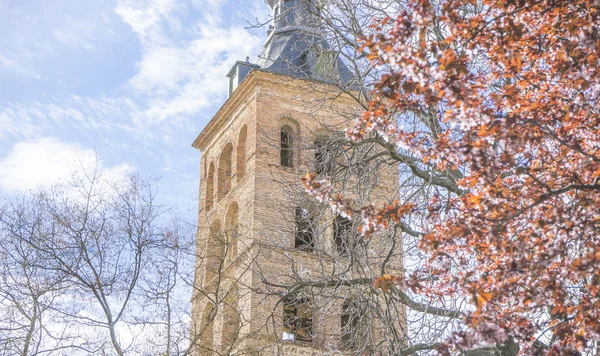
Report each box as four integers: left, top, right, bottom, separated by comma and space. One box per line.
136, 220, 196, 356
0, 168, 195, 356
0, 198, 77, 356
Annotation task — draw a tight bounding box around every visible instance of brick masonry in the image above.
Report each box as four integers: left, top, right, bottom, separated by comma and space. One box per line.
191, 70, 405, 355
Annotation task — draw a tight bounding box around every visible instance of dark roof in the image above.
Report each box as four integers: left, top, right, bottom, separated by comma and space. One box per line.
255, 0, 355, 86
257, 29, 354, 85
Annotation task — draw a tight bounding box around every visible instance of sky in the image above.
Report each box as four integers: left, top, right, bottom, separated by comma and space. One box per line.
0, 0, 271, 220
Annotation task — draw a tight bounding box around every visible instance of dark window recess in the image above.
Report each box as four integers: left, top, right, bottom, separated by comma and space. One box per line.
341, 300, 362, 349
283, 299, 313, 342
314, 139, 333, 175
281, 128, 293, 167
295, 208, 314, 251
333, 215, 352, 257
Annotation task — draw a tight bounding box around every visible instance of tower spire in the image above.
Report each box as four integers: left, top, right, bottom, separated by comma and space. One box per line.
256, 0, 353, 84
269, 0, 321, 31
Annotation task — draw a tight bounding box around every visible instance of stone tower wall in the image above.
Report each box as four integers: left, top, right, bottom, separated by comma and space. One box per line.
192, 70, 405, 355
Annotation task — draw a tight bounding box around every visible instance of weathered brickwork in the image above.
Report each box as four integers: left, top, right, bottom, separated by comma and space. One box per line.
191, 70, 404, 355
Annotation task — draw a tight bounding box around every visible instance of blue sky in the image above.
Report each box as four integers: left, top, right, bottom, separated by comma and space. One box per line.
0, 0, 270, 220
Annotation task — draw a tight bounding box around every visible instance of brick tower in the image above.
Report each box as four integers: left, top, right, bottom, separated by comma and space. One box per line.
191, 1, 403, 355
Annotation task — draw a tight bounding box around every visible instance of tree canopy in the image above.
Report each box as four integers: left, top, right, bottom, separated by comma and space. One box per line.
306, 0, 600, 354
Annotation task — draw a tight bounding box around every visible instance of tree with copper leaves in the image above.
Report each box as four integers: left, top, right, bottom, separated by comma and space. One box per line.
304, 0, 600, 354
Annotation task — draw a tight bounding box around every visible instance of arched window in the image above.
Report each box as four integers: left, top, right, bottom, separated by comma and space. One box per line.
221, 285, 240, 353
283, 297, 313, 342
314, 136, 333, 175
206, 162, 215, 210
236, 126, 247, 181
225, 203, 239, 263
218, 143, 233, 199
333, 215, 352, 257
295, 207, 314, 251
280, 125, 294, 167
341, 300, 363, 350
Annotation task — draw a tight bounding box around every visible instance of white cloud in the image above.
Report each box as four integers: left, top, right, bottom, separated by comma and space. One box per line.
121, 0, 262, 125
0, 54, 41, 79
2, 0, 263, 143
0, 0, 265, 145
115, 0, 180, 42
0, 104, 41, 139
0, 137, 133, 192
129, 46, 189, 91
0, 54, 23, 71
0, 0, 118, 73
52, 16, 97, 52
132, 26, 261, 120
0, 95, 138, 141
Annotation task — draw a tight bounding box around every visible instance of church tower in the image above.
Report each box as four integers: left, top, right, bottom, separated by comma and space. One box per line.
191, 1, 403, 354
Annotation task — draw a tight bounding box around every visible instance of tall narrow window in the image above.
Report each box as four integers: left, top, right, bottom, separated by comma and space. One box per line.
333, 215, 352, 257
218, 143, 233, 199
280, 126, 293, 167
206, 162, 215, 210
295, 207, 314, 251
341, 300, 362, 350
283, 298, 313, 342
314, 137, 333, 175
237, 126, 247, 181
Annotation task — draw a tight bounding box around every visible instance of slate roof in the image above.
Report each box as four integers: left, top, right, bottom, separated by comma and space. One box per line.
255, 1, 355, 86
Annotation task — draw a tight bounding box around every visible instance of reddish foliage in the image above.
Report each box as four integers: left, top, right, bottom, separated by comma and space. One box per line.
310, 0, 600, 354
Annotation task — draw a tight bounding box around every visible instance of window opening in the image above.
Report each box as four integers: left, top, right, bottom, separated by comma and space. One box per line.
314, 137, 333, 175
295, 207, 314, 251
304, 47, 337, 80
341, 300, 362, 349
333, 215, 352, 257
283, 298, 313, 342
281, 126, 293, 167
